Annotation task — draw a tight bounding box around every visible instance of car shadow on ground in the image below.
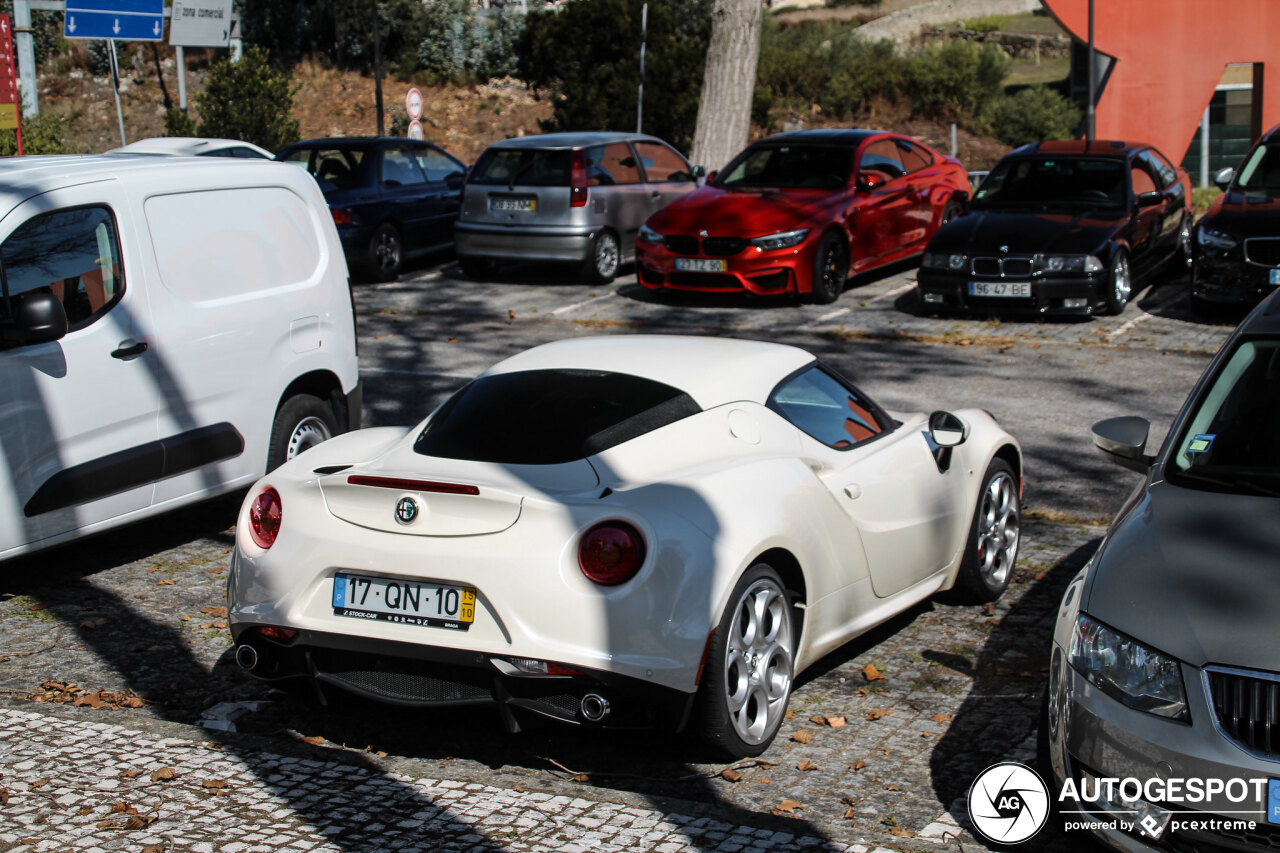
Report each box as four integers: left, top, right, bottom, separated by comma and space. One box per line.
927, 536, 1105, 851
441, 259, 624, 288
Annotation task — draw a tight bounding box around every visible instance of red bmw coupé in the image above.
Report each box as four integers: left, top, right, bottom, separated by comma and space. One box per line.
636, 129, 971, 303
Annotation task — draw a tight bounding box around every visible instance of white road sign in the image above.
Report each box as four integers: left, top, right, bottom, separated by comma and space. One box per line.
408, 120, 424, 141
406, 88, 423, 121
169, 0, 232, 47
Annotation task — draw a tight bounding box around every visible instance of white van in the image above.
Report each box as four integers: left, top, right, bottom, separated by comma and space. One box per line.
0, 155, 360, 560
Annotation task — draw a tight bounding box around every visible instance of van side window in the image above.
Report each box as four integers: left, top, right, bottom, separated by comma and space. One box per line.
0, 206, 124, 332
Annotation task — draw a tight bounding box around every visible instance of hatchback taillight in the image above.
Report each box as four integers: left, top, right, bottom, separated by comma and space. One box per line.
249, 487, 282, 549
570, 149, 589, 208
331, 208, 353, 226
578, 521, 645, 585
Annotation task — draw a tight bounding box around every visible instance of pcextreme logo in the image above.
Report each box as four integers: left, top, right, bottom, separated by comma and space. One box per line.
967, 762, 1051, 844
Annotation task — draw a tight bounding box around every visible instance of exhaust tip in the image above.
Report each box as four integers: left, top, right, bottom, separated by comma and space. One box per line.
580, 692, 610, 723
235, 644, 259, 671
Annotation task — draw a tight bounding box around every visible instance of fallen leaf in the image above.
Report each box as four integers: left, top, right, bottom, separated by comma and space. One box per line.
201, 780, 227, 790
784, 708, 795, 719
0, 656, 8, 662
930, 713, 953, 723
78, 618, 107, 629
843, 807, 857, 820
156, 579, 176, 586
775, 799, 803, 813
826, 715, 846, 728
758, 778, 771, 784
850, 759, 867, 771
200, 606, 228, 617
571, 773, 589, 783
921, 731, 934, 738
123, 696, 145, 709
76, 807, 93, 815
862, 663, 885, 682
110, 801, 138, 814
120, 770, 141, 779
446, 337, 457, 343
790, 730, 813, 744
124, 814, 155, 830
507, 310, 516, 319
150, 767, 177, 782
809, 714, 826, 725
866, 709, 891, 721
885, 783, 900, 791
986, 618, 1002, 626
855, 688, 867, 697
142, 846, 165, 853
888, 827, 913, 837
146, 566, 161, 573
981, 604, 996, 616
0, 788, 8, 804
302, 736, 325, 746
796, 760, 819, 771
720, 769, 742, 783
28, 779, 49, 790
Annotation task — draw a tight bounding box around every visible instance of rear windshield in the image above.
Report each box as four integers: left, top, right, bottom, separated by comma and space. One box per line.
280, 147, 369, 191
468, 148, 571, 188
414, 369, 701, 464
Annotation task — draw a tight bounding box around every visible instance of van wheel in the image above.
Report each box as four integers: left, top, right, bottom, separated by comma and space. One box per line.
268, 394, 337, 472
696, 564, 795, 758
367, 223, 402, 282
582, 230, 620, 284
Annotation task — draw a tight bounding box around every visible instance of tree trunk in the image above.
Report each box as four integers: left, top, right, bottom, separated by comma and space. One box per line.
689, 0, 762, 172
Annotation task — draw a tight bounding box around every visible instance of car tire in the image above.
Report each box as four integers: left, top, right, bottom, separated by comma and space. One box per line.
951, 458, 1020, 603
1103, 249, 1131, 316
267, 393, 337, 472
459, 256, 497, 280
582, 229, 620, 284
696, 563, 795, 758
367, 223, 402, 282
808, 232, 846, 304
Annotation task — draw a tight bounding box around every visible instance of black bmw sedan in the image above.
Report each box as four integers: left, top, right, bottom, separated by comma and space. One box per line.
1191, 122, 1280, 314
918, 140, 1193, 317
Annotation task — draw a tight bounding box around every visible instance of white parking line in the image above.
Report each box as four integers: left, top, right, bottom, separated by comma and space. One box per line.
867, 281, 918, 304
805, 307, 850, 326
1108, 284, 1178, 340
551, 292, 617, 315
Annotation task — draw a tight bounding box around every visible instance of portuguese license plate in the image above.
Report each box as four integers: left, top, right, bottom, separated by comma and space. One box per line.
332, 573, 475, 630
675, 257, 727, 272
968, 280, 1031, 298
490, 197, 534, 213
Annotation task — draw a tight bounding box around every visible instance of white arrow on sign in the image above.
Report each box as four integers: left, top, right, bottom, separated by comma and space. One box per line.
112, 18, 120, 35
68, 16, 76, 33
152, 20, 160, 36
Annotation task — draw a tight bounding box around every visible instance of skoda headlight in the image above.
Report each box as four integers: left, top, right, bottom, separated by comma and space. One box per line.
922, 252, 968, 271
1070, 614, 1188, 720
638, 223, 664, 246
749, 228, 810, 251
1196, 226, 1238, 250
1037, 254, 1103, 274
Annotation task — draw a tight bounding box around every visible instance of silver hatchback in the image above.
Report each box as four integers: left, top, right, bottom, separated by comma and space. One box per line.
455, 131, 699, 283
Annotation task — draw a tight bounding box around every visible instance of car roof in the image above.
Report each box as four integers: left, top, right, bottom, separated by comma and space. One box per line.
481, 335, 816, 409
1241, 291, 1280, 335
483, 132, 668, 150
280, 137, 441, 149
108, 137, 272, 157
1008, 139, 1151, 159
755, 129, 886, 146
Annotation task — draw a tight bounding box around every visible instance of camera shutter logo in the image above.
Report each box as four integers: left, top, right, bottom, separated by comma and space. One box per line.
967, 761, 1050, 844
395, 497, 419, 525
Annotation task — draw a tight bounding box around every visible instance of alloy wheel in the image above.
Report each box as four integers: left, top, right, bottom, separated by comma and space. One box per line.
721, 576, 794, 746
974, 470, 1020, 589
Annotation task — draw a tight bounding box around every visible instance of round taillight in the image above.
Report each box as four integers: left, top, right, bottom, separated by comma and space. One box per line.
578, 521, 645, 585
248, 487, 282, 549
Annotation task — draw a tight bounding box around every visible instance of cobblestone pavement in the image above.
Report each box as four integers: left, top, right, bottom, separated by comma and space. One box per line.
0, 507, 1101, 852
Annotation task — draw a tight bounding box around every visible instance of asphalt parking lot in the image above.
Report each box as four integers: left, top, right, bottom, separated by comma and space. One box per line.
0, 258, 1240, 852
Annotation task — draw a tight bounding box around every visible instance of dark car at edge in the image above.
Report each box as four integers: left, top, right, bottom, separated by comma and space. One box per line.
1191, 122, 1280, 314
918, 140, 1193, 317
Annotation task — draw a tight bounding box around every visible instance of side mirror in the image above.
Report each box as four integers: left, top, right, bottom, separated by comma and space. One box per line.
1135, 190, 1163, 208
1213, 167, 1235, 192
3, 290, 68, 348
858, 172, 887, 192
928, 410, 968, 447
1092, 416, 1154, 473
691, 165, 707, 179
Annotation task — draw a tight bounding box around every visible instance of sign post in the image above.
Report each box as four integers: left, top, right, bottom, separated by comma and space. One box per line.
168, 0, 232, 114
63, 0, 165, 147
0, 15, 21, 154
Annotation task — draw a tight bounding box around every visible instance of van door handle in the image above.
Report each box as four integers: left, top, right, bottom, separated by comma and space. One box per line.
111, 340, 148, 359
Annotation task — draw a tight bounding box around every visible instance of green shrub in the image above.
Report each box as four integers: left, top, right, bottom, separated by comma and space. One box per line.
988, 85, 1081, 147
819, 39, 908, 118
164, 107, 197, 138
907, 40, 1009, 120
0, 109, 70, 155
961, 15, 1009, 32
196, 46, 299, 152
517, 0, 710, 152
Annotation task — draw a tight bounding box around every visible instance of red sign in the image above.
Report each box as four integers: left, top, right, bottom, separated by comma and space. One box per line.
0, 14, 18, 121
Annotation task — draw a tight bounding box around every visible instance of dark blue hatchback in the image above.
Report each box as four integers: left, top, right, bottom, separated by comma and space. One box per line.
277, 137, 467, 281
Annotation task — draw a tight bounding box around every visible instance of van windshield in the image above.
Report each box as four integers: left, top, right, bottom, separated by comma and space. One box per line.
469, 149, 571, 188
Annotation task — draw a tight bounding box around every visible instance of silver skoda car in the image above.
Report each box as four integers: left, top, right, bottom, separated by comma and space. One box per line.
1045, 292, 1280, 851
454, 131, 699, 284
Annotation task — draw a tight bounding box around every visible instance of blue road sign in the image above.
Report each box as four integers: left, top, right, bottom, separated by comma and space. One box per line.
65, 0, 164, 41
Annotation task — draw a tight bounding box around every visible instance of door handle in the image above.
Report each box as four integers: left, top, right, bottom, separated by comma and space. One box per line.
111, 340, 148, 359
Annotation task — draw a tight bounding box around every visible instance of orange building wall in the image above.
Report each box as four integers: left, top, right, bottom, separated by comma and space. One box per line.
1040, 0, 1280, 162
